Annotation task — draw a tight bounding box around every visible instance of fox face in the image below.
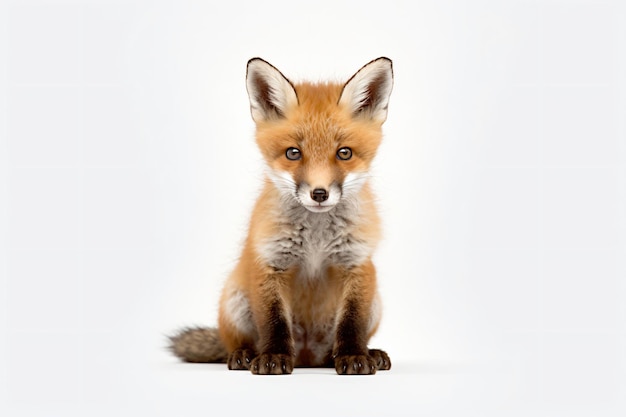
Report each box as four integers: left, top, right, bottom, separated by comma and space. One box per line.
246, 58, 393, 213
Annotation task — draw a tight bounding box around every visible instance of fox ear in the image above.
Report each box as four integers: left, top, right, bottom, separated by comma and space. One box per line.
246, 58, 298, 123
339, 57, 393, 123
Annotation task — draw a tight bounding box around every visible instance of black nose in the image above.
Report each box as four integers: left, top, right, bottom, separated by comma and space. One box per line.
310, 188, 329, 203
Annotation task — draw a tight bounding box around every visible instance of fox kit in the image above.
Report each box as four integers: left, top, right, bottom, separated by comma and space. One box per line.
169, 57, 393, 375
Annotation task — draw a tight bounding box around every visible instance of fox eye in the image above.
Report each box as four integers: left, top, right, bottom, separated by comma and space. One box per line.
336, 147, 352, 160
285, 147, 302, 161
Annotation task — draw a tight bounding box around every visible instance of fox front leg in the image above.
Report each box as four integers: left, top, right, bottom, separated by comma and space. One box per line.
332, 261, 388, 375
249, 270, 295, 375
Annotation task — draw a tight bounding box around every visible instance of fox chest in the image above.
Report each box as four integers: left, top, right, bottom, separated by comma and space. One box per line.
257, 213, 370, 277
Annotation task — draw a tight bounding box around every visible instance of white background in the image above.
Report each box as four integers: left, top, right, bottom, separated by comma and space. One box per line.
1, 0, 625, 415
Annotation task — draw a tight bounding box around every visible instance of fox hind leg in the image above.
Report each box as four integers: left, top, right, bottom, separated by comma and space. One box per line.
227, 347, 257, 370
219, 283, 259, 370
368, 349, 391, 371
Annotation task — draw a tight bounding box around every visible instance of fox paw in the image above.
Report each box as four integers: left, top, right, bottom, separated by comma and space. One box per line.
227, 348, 256, 370
250, 353, 294, 375
334, 354, 378, 375
368, 349, 391, 371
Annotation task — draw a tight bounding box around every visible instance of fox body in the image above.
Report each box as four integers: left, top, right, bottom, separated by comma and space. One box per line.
170, 57, 393, 375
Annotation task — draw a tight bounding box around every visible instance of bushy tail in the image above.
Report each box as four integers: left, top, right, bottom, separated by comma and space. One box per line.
168, 326, 228, 363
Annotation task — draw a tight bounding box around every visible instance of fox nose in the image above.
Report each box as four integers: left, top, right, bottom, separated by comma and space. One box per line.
310, 188, 329, 203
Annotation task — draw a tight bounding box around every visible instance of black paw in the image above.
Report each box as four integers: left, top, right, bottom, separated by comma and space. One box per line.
368, 349, 391, 371
334, 354, 377, 375
227, 348, 256, 370
250, 353, 294, 375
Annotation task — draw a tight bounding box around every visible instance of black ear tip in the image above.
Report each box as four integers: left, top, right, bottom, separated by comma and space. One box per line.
247, 58, 286, 78
371, 57, 393, 67
364, 57, 393, 76
247, 57, 266, 67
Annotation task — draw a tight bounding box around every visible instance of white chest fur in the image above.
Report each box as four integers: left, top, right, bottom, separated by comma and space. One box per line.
257, 201, 372, 277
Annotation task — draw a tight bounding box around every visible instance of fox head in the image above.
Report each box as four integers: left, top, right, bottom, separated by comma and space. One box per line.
246, 57, 393, 213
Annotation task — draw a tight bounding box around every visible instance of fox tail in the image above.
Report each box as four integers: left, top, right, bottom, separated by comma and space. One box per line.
168, 326, 228, 363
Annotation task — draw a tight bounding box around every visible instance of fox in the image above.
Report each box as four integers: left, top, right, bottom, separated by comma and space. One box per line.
169, 57, 394, 375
